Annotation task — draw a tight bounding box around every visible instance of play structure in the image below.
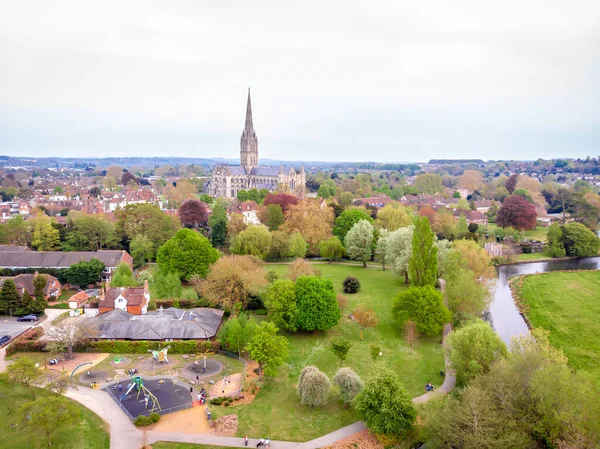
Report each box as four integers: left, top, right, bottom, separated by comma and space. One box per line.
119, 375, 162, 413
70, 361, 93, 378
148, 346, 170, 364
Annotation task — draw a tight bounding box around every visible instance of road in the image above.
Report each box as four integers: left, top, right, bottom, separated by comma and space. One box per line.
0, 316, 32, 342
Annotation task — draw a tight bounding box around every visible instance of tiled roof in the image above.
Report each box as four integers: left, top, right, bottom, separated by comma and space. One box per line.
100, 286, 147, 308
0, 250, 129, 269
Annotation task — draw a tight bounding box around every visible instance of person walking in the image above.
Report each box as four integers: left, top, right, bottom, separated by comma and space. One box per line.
244, 435, 249, 446
189, 386, 193, 394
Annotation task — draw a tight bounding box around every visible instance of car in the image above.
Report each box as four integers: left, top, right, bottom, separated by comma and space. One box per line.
16, 314, 38, 322
0, 335, 11, 345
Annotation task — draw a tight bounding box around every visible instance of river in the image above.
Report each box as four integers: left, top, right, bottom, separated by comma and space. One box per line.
490, 256, 600, 344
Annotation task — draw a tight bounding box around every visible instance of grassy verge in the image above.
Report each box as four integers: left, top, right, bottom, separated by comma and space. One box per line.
486, 224, 549, 241
212, 263, 444, 441
0, 381, 109, 449
511, 270, 600, 385
516, 252, 551, 261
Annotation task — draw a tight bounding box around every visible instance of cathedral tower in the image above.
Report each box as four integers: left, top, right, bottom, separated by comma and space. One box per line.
240, 88, 258, 173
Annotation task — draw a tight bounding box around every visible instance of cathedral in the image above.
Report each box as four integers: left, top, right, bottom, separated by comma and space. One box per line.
207, 89, 305, 198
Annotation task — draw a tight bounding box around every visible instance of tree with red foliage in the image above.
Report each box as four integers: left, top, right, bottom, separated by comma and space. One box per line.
178, 199, 209, 229
263, 193, 299, 213
121, 171, 138, 186
418, 205, 436, 222
505, 174, 518, 194
496, 195, 537, 230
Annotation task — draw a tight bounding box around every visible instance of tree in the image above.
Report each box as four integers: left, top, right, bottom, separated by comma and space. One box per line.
157, 228, 219, 280
231, 225, 272, 260
178, 199, 209, 229
403, 320, 419, 349
374, 229, 390, 270
4, 215, 29, 245
6, 357, 42, 389
562, 222, 600, 256
237, 189, 249, 202
202, 255, 267, 310
295, 276, 341, 332
288, 232, 308, 258
353, 369, 417, 437
342, 275, 361, 294
45, 320, 93, 360
409, 216, 438, 287
370, 344, 381, 362
121, 171, 138, 186
130, 234, 154, 266
544, 223, 566, 257
392, 286, 451, 336
286, 258, 319, 281
265, 279, 297, 331
164, 180, 198, 207
317, 184, 332, 199
385, 225, 414, 283
110, 262, 137, 287
505, 173, 518, 193
283, 200, 334, 254
20, 290, 33, 314
353, 305, 377, 340
264, 204, 285, 231
219, 313, 258, 357
333, 367, 363, 407
63, 212, 117, 251
446, 321, 507, 386
414, 173, 443, 194
29, 212, 60, 251
496, 195, 537, 230
31, 274, 48, 314
65, 258, 105, 288
263, 193, 299, 213
247, 321, 288, 379
19, 397, 79, 447
444, 266, 491, 320
268, 230, 291, 259
209, 203, 228, 248
297, 366, 330, 407
0, 278, 22, 316
458, 170, 484, 191
228, 213, 247, 238
452, 239, 494, 280
330, 339, 352, 367
150, 271, 182, 299
338, 192, 354, 208
333, 208, 373, 243
319, 236, 345, 263
375, 202, 412, 231
345, 220, 374, 267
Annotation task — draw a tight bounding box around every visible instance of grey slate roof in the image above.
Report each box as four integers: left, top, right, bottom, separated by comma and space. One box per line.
89, 307, 224, 340
0, 250, 128, 269
227, 166, 248, 175
250, 166, 280, 176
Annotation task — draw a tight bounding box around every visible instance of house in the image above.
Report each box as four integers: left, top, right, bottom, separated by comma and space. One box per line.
354, 195, 392, 208
68, 290, 89, 309
88, 306, 225, 341
0, 250, 133, 281
473, 200, 495, 213
98, 280, 150, 315
227, 201, 262, 225
453, 209, 488, 226
0, 272, 62, 299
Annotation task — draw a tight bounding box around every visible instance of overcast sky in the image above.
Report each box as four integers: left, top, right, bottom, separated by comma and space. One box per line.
1, 1, 598, 162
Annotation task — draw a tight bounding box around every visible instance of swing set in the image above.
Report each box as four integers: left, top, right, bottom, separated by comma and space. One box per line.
120, 375, 162, 413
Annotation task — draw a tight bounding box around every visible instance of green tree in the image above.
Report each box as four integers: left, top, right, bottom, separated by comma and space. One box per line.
385, 225, 414, 283
268, 230, 291, 259
6, 357, 42, 389
29, 212, 60, 251
446, 321, 508, 386
297, 366, 330, 407
247, 321, 289, 379
333, 208, 373, 244
317, 184, 332, 199
333, 367, 363, 407
130, 234, 154, 266
4, 215, 29, 245
0, 278, 22, 316
345, 220, 374, 267
19, 397, 79, 447
353, 369, 417, 437
319, 236, 345, 263
150, 271, 182, 299
375, 203, 412, 231
288, 232, 308, 258
20, 290, 33, 314
338, 192, 354, 208
409, 216, 438, 287
65, 259, 105, 288
295, 276, 341, 332
414, 173, 443, 194
544, 223, 566, 257
231, 225, 272, 260
330, 339, 352, 367
219, 313, 258, 357
30, 274, 49, 314
208, 203, 228, 248
393, 286, 450, 336
157, 228, 219, 280
237, 189, 249, 202
444, 267, 491, 320
110, 262, 137, 287
374, 229, 390, 270
63, 212, 117, 251
562, 222, 600, 256
265, 279, 297, 331
265, 204, 285, 231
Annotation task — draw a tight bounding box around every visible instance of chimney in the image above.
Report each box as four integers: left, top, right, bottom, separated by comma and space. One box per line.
143, 280, 149, 297
34, 270, 39, 277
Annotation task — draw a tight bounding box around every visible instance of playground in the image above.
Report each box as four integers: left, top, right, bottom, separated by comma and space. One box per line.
105, 377, 192, 418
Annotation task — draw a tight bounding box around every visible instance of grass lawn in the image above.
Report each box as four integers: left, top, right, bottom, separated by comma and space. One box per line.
0, 382, 109, 449
211, 263, 445, 442
516, 252, 551, 261
514, 270, 600, 383
486, 224, 549, 242
56, 289, 78, 302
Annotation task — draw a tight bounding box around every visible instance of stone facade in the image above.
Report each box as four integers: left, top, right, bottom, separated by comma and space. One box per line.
207, 89, 305, 198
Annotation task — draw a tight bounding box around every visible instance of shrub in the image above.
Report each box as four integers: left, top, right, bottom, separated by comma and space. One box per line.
342, 276, 361, 294
134, 415, 156, 427
210, 397, 224, 405
297, 366, 330, 407
147, 300, 157, 311
333, 367, 363, 407
149, 413, 160, 423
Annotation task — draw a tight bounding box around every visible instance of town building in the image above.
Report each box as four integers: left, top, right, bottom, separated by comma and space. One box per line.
98, 280, 150, 315
0, 272, 62, 300
206, 89, 305, 198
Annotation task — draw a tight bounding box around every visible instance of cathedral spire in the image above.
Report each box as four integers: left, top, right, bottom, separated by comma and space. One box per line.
240, 87, 258, 173
245, 87, 254, 133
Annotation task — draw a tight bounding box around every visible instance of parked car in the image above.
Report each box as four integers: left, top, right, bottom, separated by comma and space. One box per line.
0, 335, 11, 345
16, 314, 38, 322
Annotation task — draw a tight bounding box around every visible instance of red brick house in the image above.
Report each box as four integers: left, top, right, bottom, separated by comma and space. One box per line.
0, 272, 62, 300
98, 280, 149, 315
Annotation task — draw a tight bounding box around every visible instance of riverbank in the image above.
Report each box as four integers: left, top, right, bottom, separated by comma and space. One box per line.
496, 254, 599, 266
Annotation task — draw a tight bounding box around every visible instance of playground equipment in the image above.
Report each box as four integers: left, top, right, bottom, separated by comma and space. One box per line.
70, 361, 93, 378
121, 375, 162, 413
194, 348, 214, 373
148, 346, 170, 364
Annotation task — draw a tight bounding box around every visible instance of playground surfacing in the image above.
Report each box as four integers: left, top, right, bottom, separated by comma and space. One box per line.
105, 377, 192, 418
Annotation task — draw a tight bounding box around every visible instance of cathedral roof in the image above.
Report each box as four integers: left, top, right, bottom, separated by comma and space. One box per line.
250, 166, 281, 176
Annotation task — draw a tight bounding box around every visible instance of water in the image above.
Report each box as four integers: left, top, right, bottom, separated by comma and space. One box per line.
490, 257, 600, 344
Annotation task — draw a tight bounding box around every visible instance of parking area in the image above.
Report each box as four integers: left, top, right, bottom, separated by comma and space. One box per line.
0, 317, 33, 342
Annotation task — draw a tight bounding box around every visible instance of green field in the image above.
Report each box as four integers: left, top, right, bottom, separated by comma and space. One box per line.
514, 270, 600, 382
0, 382, 109, 449
516, 252, 552, 261
486, 224, 549, 241
211, 263, 444, 441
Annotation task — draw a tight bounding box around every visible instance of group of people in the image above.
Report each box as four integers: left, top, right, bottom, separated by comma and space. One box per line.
48, 358, 61, 365
425, 382, 435, 392
254, 437, 270, 447
196, 387, 207, 404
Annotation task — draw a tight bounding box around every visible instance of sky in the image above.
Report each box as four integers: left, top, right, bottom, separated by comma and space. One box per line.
0, 1, 599, 162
